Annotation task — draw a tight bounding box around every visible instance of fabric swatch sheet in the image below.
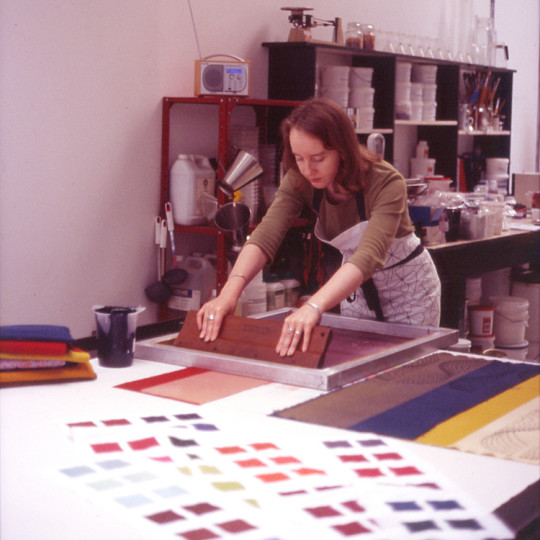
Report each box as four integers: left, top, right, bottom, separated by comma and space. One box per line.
58, 409, 513, 539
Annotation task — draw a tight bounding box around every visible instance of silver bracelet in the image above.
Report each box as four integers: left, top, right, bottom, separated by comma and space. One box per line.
229, 273, 247, 283
305, 301, 322, 320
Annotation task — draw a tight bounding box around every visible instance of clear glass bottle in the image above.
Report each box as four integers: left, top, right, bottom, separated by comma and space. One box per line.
345, 22, 363, 49
361, 24, 376, 50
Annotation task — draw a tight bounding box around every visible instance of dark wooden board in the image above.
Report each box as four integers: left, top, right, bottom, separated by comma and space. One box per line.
173, 311, 332, 368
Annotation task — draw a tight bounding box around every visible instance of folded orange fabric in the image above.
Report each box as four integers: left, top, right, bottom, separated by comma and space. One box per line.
0, 340, 68, 356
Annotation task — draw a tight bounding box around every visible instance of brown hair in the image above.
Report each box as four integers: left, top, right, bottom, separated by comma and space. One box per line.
281, 97, 379, 192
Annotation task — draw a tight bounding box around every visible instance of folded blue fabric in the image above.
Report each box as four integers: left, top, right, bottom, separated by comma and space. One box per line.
0, 325, 74, 343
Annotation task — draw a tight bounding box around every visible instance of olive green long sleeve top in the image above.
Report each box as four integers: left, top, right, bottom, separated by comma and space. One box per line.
246, 159, 414, 281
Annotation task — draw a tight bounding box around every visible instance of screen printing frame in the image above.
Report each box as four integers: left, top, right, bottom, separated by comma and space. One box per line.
136, 310, 458, 391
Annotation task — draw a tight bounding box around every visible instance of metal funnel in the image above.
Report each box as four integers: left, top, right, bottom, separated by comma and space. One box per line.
219, 150, 263, 197
214, 202, 251, 253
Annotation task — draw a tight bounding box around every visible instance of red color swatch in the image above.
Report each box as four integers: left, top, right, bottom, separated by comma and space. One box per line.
91, 442, 122, 453
128, 437, 159, 451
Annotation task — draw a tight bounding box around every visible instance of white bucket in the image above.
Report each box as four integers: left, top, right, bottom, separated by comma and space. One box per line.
396, 82, 411, 102
320, 66, 350, 88
494, 341, 529, 361
468, 305, 494, 336
422, 83, 437, 102
512, 275, 540, 345
490, 296, 529, 346
422, 101, 437, 122
412, 64, 437, 83
170, 154, 216, 226
410, 101, 423, 121
411, 82, 424, 100
348, 87, 375, 108
357, 107, 375, 130
349, 67, 373, 88
396, 62, 412, 82
396, 100, 412, 120
410, 157, 436, 177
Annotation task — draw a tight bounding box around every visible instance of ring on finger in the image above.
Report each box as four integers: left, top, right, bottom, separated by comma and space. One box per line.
294, 330, 302, 335
287, 327, 293, 334
207, 314, 215, 321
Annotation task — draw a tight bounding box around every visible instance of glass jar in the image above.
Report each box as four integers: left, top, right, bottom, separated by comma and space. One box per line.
361, 24, 376, 50
345, 22, 363, 49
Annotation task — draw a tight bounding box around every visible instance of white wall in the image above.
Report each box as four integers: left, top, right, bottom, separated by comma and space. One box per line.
1, 0, 538, 338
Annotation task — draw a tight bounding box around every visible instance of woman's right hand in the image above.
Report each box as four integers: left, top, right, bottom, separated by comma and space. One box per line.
196, 294, 237, 342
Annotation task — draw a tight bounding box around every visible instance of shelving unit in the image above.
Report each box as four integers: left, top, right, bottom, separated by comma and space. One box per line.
263, 41, 514, 186
159, 96, 301, 301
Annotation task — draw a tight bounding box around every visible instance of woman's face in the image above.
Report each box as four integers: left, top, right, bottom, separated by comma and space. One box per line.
289, 128, 340, 190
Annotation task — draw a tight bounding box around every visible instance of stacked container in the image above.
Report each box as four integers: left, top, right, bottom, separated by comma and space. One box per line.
319, 66, 350, 108
348, 67, 375, 129
395, 62, 413, 119
318, 65, 375, 130
412, 64, 438, 122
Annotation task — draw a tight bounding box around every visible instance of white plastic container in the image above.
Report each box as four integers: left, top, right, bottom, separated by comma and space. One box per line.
416, 140, 429, 159
468, 305, 494, 336
410, 157, 435, 177
494, 341, 529, 361
422, 83, 438, 102
412, 64, 437, 83
240, 270, 267, 316
411, 82, 424, 101
265, 274, 286, 311
395, 100, 412, 119
422, 101, 437, 122
320, 66, 350, 88
169, 154, 216, 225
512, 277, 540, 345
396, 62, 412, 83
348, 87, 375, 108
349, 67, 373, 88
396, 82, 412, 102
410, 101, 423, 121
490, 296, 529, 347
357, 107, 375, 130
168, 255, 216, 312
280, 274, 301, 307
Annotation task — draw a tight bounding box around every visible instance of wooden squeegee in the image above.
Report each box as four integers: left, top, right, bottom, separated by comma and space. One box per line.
173, 311, 332, 369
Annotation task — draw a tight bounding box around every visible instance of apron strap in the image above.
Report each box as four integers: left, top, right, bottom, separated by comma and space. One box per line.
361, 279, 385, 321
357, 244, 424, 323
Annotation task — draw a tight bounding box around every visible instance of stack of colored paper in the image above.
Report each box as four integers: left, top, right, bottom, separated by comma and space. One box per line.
0, 325, 95, 385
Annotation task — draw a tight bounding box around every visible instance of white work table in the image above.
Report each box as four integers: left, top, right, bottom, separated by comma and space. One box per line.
1, 351, 538, 539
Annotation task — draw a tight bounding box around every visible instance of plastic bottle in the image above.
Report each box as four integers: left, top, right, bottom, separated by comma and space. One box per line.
416, 140, 429, 159
280, 271, 301, 307
169, 154, 216, 225
239, 270, 267, 316
168, 255, 216, 312
265, 273, 286, 311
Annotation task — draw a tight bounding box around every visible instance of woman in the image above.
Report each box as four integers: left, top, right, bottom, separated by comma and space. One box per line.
197, 98, 441, 357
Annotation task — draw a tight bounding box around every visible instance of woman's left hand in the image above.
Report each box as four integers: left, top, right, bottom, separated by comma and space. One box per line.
276, 304, 321, 357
